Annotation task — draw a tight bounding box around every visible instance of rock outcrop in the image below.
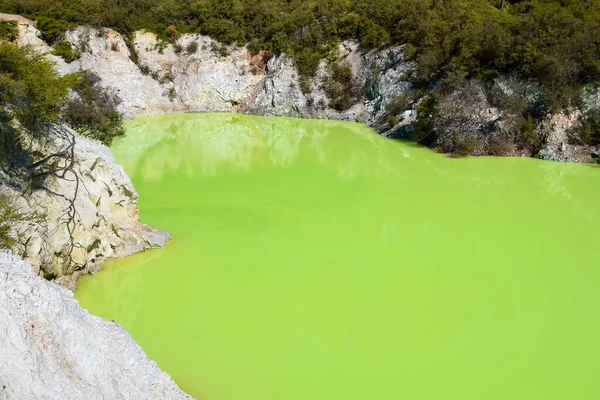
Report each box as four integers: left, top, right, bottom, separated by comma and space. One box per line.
248, 42, 416, 129
0, 12, 597, 288
3, 15, 416, 126
0, 251, 192, 400
0, 126, 170, 290
3, 13, 599, 162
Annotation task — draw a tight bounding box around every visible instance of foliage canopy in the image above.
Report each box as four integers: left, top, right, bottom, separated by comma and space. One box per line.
2, 0, 600, 96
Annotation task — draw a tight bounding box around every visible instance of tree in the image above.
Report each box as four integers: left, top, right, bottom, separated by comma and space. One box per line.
0, 43, 91, 267
0, 43, 72, 137
62, 72, 125, 146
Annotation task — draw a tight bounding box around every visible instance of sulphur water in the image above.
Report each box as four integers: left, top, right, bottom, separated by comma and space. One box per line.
76, 113, 600, 400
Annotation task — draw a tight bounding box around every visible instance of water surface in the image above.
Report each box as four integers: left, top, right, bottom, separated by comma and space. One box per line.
76, 113, 600, 400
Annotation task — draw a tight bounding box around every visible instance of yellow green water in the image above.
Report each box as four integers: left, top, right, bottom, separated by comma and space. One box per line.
75, 113, 600, 400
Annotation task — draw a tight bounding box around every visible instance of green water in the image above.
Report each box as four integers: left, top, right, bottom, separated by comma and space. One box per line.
75, 113, 600, 400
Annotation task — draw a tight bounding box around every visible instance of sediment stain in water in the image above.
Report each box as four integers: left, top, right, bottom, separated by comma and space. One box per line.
76, 113, 600, 400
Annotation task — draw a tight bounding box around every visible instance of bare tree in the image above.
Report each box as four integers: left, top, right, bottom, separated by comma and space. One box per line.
27, 124, 86, 272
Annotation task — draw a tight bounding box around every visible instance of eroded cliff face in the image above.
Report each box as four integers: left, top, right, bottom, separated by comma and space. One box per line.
0, 13, 597, 287
4, 13, 599, 163
0, 127, 170, 290
249, 44, 418, 129
0, 251, 191, 400
4, 15, 415, 126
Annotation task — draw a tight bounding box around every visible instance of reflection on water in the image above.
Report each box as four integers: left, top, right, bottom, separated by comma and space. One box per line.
77, 113, 600, 400
119, 113, 393, 180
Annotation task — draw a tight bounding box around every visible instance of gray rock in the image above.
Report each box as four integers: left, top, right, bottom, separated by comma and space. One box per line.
1, 126, 170, 290
536, 111, 594, 163
3, 16, 416, 126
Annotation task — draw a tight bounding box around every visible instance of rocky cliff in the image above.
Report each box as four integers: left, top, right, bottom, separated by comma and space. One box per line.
1, 12, 598, 288
4, 14, 415, 126
0, 126, 169, 290
5, 13, 596, 163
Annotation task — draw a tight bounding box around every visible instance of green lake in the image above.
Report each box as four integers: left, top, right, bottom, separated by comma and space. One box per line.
75, 113, 600, 400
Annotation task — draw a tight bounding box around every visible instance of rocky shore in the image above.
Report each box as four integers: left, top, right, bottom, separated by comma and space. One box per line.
0, 126, 170, 291
0, 126, 180, 397
0, 251, 191, 399
0, 11, 598, 399
4, 12, 597, 163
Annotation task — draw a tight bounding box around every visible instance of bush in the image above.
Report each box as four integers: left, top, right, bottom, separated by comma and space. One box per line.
154, 39, 168, 54
166, 87, 177, 101
386, 93, 414, 117
578, 114, 600, 146
404, 44, 417, 60
61, 72, 125, 146
450, 136, 480, 157
0, 42, 72, 134
520, 115, 537, 147
0, 20, 18, 42
411, 96, 437, 146
210, 42, 229, 57
186, 40, 198, 54
359, 20, 389, 50
0, 196, 22, 250
52, 41, 80, 63
324, 60, 356, 112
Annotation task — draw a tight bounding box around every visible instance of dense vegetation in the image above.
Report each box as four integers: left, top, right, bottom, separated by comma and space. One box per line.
0, 40, 71, 246
2, 0, 600, 101
0, 33, 124, 247
62, 72, 125, 145
0, 43, 123, 168
0, 195, 23, 249
0, 20, 17, 41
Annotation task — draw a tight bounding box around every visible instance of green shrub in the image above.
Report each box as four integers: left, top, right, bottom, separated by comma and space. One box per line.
246, 38, 263, 54
411, 95, 437, 146
0, 196, 22, 250
210, 42, 229, 57
154, 39, 168, 54
450, 136, 479, 157
579, 114, 600, 146
0, 42, 72, 133
404, 44, 417, 60
52, 41, 80, 63
97, 28, 108, 38
61, 72, 125, 146
386, 93, 414, 117
3, 0, 600, 112
324, 60, 356, 111
520, 115, 536, 146
124, 34, 139, 65
359, 20, 389, 50
0, 20, 18, 42
186, 40, 198, 54
166, 87, 177, 101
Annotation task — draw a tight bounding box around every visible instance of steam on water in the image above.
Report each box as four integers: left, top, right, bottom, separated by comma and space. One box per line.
76, 113, 600, 400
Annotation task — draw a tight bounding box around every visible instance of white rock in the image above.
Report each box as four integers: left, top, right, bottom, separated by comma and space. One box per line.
0, 251, 193, 400
1, 15, 416, 125
1, 126, 170, 290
